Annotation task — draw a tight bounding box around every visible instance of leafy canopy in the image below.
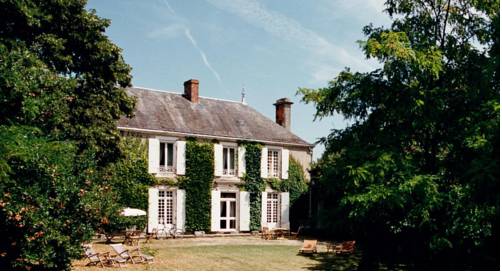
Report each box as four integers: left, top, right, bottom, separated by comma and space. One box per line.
299, 0, 499, 269
0, 0, 137, 269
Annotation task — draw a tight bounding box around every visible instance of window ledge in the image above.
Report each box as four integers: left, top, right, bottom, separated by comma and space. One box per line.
215, 176, 244, 184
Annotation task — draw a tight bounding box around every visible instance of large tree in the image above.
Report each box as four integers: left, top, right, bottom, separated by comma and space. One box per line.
0, 0, 135, 269
299, 0, 499, 269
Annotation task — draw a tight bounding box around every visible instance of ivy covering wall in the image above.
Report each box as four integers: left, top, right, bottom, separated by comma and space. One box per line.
267, 156, 308, 204
184, 139, 214, 232
242, 142, 265, 231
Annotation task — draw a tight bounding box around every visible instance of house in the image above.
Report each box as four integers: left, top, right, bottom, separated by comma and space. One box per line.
118, 79, 313, 233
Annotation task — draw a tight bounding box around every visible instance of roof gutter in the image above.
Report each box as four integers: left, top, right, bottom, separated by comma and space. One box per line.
117, 126, 315, 148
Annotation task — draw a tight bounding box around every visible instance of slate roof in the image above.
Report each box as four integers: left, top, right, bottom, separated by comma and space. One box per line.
117, 87, 312, 147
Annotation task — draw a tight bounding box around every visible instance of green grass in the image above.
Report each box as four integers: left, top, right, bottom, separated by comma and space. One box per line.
72, 237, 361, 271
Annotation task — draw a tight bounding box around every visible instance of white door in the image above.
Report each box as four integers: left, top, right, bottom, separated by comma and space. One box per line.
219, 192, 237, 231
266, 192, 280, 229
158, 190, 175, 230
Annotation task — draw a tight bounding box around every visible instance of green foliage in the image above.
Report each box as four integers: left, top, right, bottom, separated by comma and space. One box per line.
264, 157, 308, 204
283, 157, 308, 204
243, 143, 265, 231
100, 215, 147, 237
0, 0, 135, 165
265, 178, 283, 192
0, 126, 96, 270
0, 0, 136, 269
299, 0, 499, 269
102, 137, 155, 210
184, 139, 214, 232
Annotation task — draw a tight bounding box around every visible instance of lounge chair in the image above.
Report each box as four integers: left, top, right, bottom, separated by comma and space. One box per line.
334, 240, 356, 255
299, 240, 318, 254
289, 225, 303, 240
83, 244, 108, 268
110, 243, 153, 264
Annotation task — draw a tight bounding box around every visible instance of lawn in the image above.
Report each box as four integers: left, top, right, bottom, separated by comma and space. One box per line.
72, 236, 362, 271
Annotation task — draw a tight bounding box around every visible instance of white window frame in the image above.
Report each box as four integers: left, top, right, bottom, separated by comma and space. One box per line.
219, 192, 237, 231
158, 137, 177, 175
222, 146, 237, 176
266, 192, 280, 224
267, 148, 281, 178
158, 189, 175, 227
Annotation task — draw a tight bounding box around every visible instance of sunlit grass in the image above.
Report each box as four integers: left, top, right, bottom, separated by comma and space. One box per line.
72, 236, 361, 271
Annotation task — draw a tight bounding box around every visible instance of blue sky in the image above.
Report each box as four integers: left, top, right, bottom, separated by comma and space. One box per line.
86, 0, 391, 159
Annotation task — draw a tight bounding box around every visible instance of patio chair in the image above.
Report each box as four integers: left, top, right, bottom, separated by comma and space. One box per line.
261, 227, 276, 240
334, 240, 356, 255
133, 247, 154, 264
124, 230, 141, 246
145, 228, 158, 243
110, 243, 153, 264
298, 240, 318, 254
289, 225, 303, 240
83, 244, 109, 268
110, 243, 142, 264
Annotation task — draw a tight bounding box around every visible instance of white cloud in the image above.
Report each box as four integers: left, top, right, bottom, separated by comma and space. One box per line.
205, 0, 374, 83
148, 0, 223, 84
147, 23, 185, 39
183, 28, 222, 83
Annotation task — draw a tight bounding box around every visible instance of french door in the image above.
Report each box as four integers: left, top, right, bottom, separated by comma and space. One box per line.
266, 192, 280, 229
158, 190, 175, 230
220, 192, 237, 231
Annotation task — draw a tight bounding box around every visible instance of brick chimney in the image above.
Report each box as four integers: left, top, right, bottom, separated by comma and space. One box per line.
274, 98, 293, 130
183, 79, 199, 103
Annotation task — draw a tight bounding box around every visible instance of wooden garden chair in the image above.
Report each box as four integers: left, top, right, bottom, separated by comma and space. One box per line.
110, 243, 153, 264
145, 228, 158, 243
289, 225, 303, 240
298, 240, 318, 254
83, 244, 109, 268
334, 240, 356, 255
261, 227, 276, 240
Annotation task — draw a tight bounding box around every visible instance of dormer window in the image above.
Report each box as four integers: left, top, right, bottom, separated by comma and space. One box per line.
267, 149, 280, 178
159, 142, 175, 173
223, 146, 237, 176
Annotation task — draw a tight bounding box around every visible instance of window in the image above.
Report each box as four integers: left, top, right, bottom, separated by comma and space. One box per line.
266, 193, 279, 223
158, 190, 174, 225
220, 192, 237, 230
159, 142, 175, 173
267, 149, 280, 178
223, 147, 237, 176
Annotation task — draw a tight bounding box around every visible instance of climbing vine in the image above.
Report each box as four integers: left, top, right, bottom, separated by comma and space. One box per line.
184, 138, 214, 232
242, 142, 265, 231
265, 157, 309, 204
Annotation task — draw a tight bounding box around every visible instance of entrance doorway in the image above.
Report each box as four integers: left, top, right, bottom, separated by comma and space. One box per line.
220, 192, 237, 231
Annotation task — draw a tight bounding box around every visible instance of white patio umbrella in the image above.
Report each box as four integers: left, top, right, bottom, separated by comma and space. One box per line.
120, 207, 147, 217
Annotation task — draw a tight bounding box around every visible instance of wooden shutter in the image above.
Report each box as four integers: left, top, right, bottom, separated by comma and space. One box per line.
260, 147, 268, 178
210, 190, 220, 232
214, 143, 223, 176
176, 141, 186, 175
281, 148, 289, 179
238, 146, 246, 177
261, 192, 267, 228
148, 188, 159, 233
239, 191, 250, 231
280, 192, 290, 229
176, 189, 185, 232
148, 138, 159, 174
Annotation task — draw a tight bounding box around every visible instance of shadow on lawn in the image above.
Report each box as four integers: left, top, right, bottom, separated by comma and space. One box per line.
303, 251, 363, 271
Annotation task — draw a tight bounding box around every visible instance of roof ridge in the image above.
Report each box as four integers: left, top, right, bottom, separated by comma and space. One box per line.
131, 86, 242, 104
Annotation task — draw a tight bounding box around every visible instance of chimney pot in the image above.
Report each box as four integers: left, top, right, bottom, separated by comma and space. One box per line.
183, 79, 199, 103
274, 98, 293, 130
